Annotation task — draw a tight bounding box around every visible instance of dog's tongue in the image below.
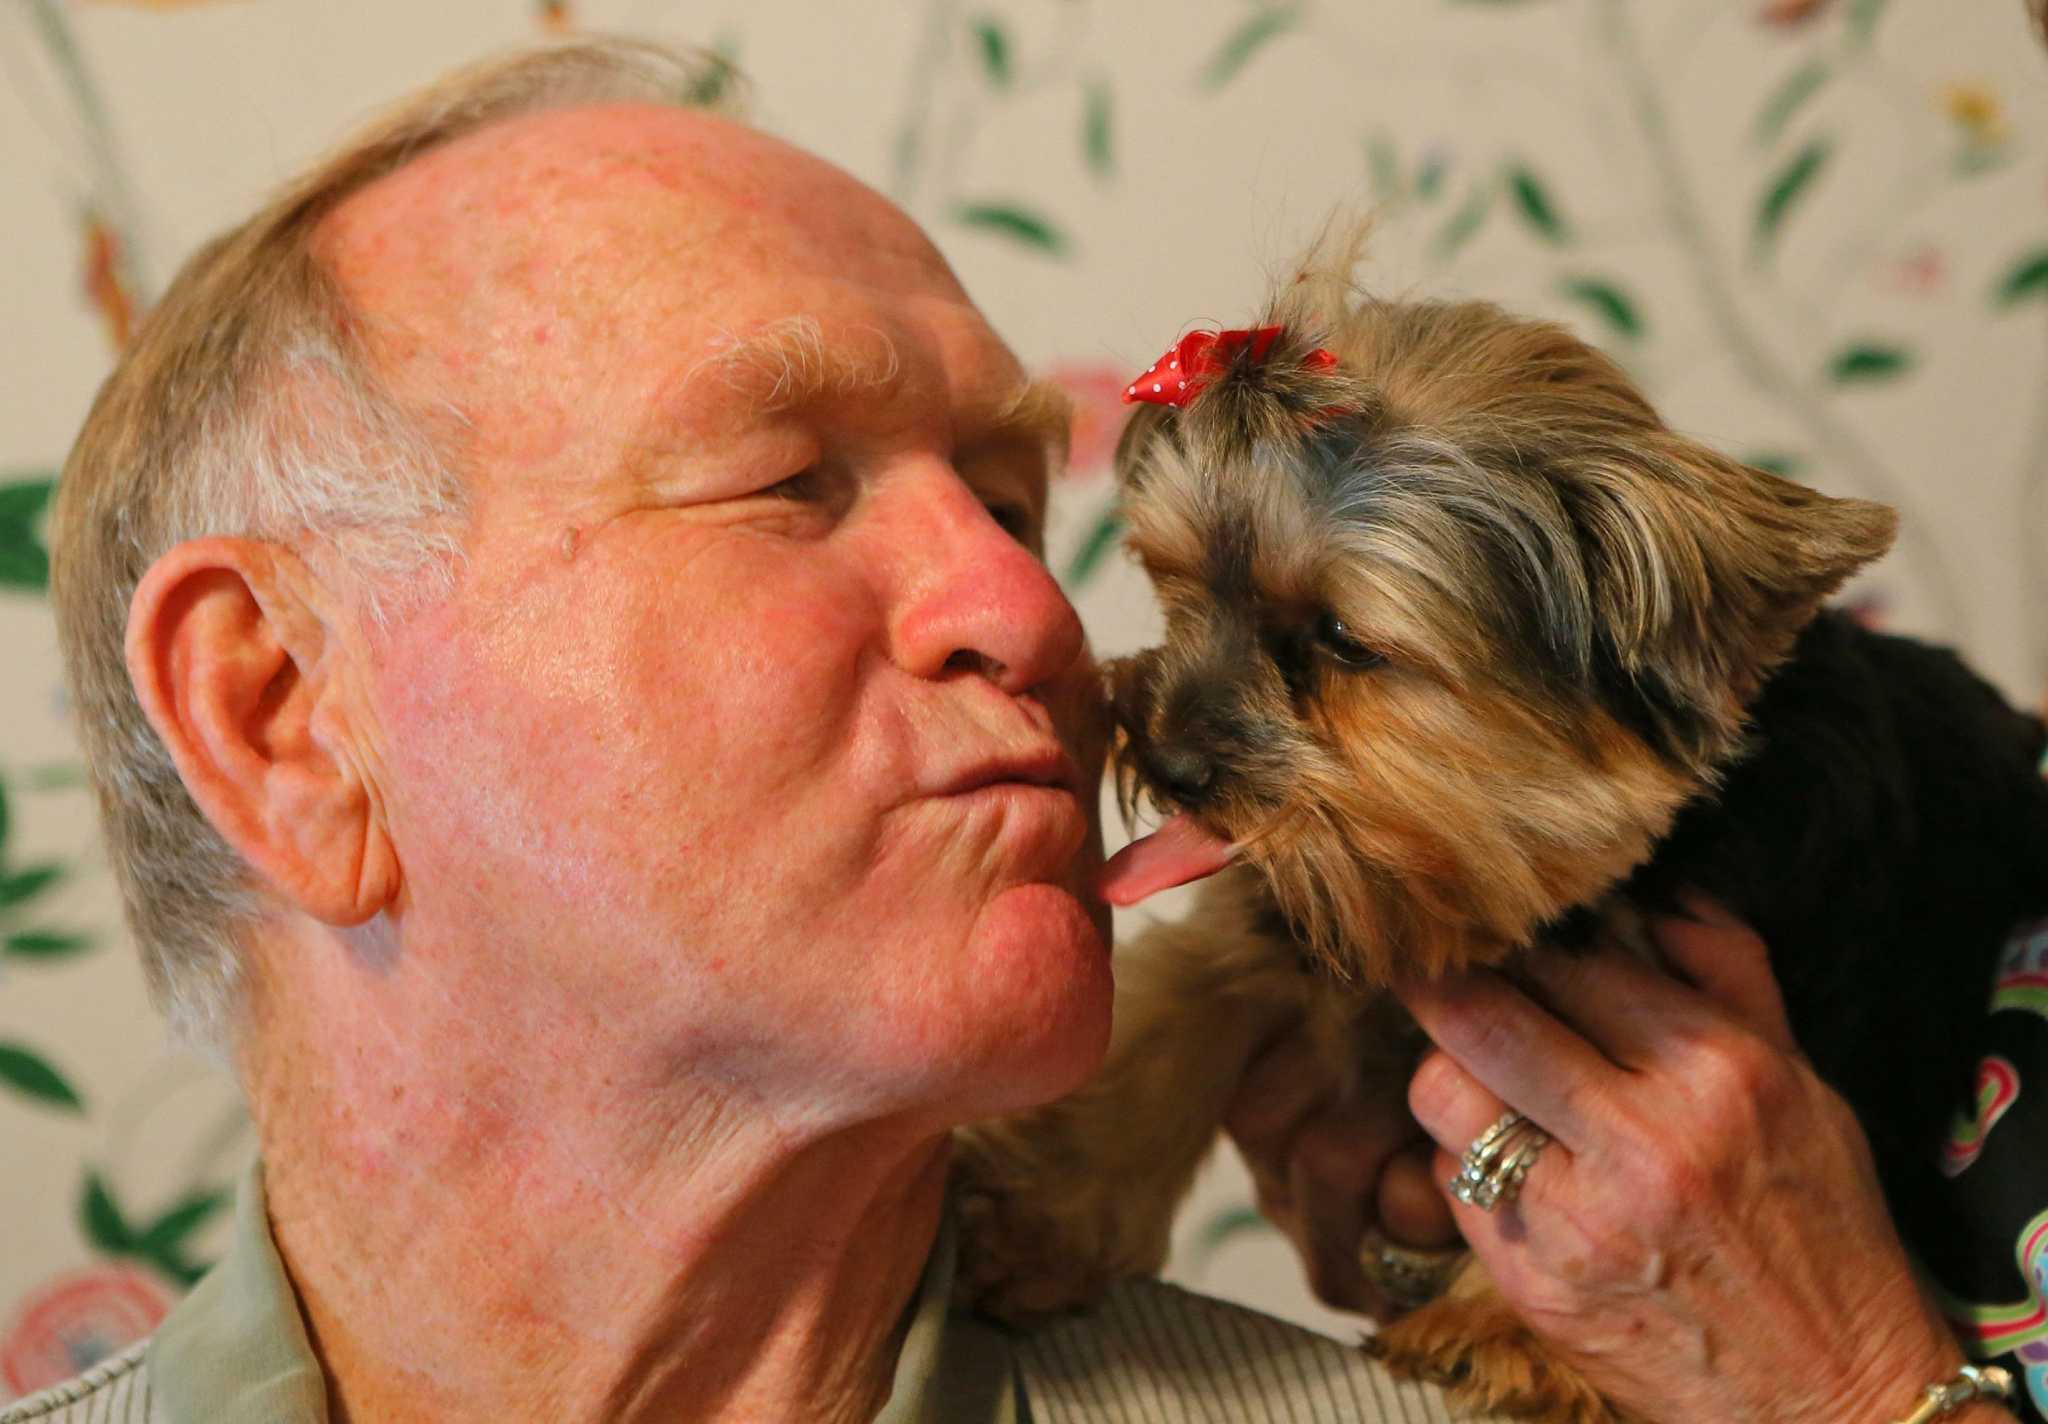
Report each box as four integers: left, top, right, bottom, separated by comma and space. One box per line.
1097, 814, 1239, 907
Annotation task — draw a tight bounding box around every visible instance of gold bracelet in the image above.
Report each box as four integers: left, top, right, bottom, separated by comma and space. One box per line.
1892, 1363, 2015, 1424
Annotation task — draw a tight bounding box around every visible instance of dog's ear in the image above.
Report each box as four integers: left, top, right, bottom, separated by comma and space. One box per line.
1565, 440, 1896, 765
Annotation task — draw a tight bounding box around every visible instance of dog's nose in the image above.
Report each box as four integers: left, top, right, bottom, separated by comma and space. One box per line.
1145, 743, 1217, 805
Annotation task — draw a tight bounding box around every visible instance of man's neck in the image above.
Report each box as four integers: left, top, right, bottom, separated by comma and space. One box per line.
240, 934, 950, 1424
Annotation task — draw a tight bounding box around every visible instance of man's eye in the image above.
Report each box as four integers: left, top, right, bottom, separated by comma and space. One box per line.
1314, 611, 1385, 670
758, 466, 855, 521
765, 469, 823, 501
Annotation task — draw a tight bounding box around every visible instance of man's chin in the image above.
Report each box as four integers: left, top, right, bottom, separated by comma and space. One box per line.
952, 881, 1114, 1116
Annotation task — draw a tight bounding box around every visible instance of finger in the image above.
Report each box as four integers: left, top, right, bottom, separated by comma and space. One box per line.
1406, 1048, 1569, 1235
1377, 1142, 1459, 1248
1654, 892, 1797, 1053
1288, 1124, 1377, 1312
1243, 1156, 1293, 1231
1518, 945, 1723, 1071
1396, 969, 1615, 1149
1278, 1082, 1431, 1275
1223, 1031, 1332, 1174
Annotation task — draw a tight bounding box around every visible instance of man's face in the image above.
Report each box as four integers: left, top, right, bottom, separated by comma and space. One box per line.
319, 105, 1112, 1130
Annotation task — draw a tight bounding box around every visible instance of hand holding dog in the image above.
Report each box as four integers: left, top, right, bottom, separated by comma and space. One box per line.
1224, 1032, 1458, 1317
1395, 903, 2013, 1424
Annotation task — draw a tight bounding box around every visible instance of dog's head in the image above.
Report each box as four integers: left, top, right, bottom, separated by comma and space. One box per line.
1104, 226, 1896, 983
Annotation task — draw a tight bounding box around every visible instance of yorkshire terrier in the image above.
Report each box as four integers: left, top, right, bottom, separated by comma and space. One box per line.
953, 224, 2048, 1423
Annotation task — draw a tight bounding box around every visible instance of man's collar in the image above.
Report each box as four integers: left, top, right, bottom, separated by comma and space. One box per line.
148, 1160, 328, 1422
143, 1158, 1016, 1424
878, 1200, 1019, 1424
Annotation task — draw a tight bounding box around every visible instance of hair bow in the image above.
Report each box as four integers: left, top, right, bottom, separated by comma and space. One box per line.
1122, 325, 1338, 409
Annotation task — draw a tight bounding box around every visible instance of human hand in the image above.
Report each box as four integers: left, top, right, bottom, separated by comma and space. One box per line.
1395, 899, 2012, 1424
1223, 1028, 1458, 1317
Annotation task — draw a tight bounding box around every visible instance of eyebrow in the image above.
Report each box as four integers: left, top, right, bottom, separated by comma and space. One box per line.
985, 378, 1075, 467
688, 315, 1073, 461
692, 315, 902, 413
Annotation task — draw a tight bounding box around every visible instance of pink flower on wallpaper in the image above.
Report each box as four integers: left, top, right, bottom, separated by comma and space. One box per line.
1892, 246, 1947, 294
1759, 0, 1834, 25
1844, 592, 1890, 630
1045, 362, 1132, 482
1, 1266, 172, 1398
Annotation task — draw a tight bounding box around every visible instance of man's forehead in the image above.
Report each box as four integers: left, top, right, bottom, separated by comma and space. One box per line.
328, 102, 884, 242
317, 102, 961, 349
314, 102, 997, 447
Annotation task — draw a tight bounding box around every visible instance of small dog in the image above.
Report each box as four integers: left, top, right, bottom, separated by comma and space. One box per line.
953, 224, 2048, 1422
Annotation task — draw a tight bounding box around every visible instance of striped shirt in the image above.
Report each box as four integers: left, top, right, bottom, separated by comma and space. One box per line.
0, 1164, 1474, 1423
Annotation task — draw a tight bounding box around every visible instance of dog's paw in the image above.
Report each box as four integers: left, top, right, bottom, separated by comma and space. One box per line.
1368, 1300, 1616, 1424
948, 1119, 1181, 1326
950, 1177, 1122, 1326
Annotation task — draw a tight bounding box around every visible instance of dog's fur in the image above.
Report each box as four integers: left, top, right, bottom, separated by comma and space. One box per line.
952, 226, 2048, 1422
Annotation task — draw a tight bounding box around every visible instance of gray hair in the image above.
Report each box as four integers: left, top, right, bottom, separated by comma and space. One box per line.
50, 38, 741, 1048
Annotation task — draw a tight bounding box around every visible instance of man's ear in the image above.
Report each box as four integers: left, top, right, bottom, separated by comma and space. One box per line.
124, 538, 400, 927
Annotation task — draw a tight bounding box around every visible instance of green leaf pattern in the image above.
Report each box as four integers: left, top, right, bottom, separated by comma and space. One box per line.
1082, 79, 1114, 177
951, 201, 1070, 255
1828, 342, 1914, 384
971, 17, 1011, 88
1558, 276, 1645, 340
1430, 176, 1497, 261
1506, 163, 1568, 243
1755, 138, 1832, 257
1993, 250, 2048, 309
1199, 6, 1302, 91
0, 1042, 84, 1113
79, 1173, 228, 1288
1752, 59, 1830, 148
0, 476, 55, 592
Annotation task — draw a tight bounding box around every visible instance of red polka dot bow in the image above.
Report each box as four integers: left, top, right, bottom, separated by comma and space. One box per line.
1122, 325, 1338, 408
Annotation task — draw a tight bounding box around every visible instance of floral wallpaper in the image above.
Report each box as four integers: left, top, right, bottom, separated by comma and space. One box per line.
2, 0, 2044, 1396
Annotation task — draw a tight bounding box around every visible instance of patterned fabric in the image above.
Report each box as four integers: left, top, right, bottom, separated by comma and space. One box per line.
1018, 1279, 1460, 1424
0, 1343, 159, 1423
0, 1301, 1466, 1424
0, 1302, 1466, 1424
1929, 917, 2048, 1423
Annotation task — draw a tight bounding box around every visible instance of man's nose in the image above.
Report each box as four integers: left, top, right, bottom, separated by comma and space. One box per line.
877, 466, 1084, 694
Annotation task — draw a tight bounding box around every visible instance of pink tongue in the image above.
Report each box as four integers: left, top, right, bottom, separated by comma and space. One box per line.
1097, 814, 1240, 907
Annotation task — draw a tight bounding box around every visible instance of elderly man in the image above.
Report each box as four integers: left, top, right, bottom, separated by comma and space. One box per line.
14, 38, 1475, 1424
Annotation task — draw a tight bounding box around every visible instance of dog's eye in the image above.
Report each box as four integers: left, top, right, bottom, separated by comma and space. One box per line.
1314, 612, 1385, 670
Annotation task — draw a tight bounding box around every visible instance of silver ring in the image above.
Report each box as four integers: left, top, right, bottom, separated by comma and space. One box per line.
1359, 1231, 1466, 1308
1448, 1109, 1551, 1212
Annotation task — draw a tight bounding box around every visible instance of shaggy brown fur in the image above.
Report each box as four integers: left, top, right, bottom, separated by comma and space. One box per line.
1097, 226, 1891, 986
1363, 1270, 1613, 1424
949, 222, 1923, 1423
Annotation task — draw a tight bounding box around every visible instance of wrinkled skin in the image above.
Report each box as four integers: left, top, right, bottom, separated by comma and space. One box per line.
1235, 902, 2014, 1424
